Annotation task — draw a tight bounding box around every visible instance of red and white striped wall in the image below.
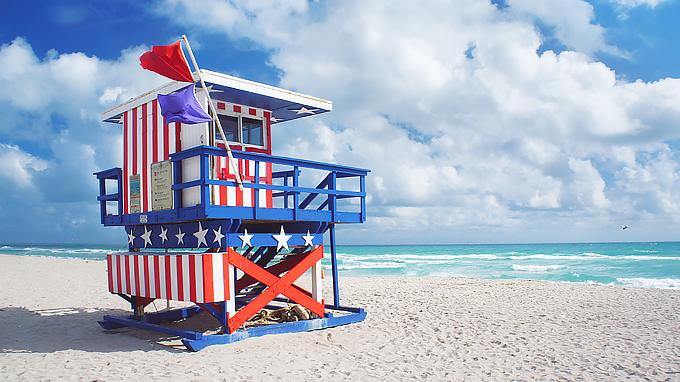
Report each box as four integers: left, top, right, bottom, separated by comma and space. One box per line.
213, 144, 273, 208
121, 98, 274, 213
122, 99, 182, 214
107, 253, 230, 303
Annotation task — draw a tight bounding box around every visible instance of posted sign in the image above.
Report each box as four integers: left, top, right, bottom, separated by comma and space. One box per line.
129, 175, 141, 213
151, 161, 173, 211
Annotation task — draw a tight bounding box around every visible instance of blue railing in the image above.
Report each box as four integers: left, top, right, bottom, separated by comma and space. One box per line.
171, 146, 369, 224
94, 167, 122, 225
94, 145, 369, 226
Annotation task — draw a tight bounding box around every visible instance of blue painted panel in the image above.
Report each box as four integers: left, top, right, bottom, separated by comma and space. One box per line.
125, 220, 323, 250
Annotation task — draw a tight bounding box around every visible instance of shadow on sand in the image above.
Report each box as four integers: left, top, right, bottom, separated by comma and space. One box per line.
0, 306, 221, 353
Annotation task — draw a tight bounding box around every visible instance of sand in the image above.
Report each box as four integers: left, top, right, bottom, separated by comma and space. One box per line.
0, 254, 679, 381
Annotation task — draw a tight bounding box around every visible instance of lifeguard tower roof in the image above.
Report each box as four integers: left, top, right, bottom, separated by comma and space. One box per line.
101, 69, 332, 124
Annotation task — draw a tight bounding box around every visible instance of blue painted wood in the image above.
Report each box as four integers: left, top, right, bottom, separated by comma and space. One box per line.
144, 306, 201, 324
99, 315, 204, 340
254, 160, 260, 220
96, 145, 368, 227
171, 146, 369, 176
123, 220, 325, 249
330, 224, 340, 308
293, 165, 299, 220
181, 308, 367, 351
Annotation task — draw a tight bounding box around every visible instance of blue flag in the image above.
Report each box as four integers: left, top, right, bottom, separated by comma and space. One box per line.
158, 84, 212, 124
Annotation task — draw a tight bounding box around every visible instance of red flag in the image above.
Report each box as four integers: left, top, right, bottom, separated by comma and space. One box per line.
139, 40, 194, 82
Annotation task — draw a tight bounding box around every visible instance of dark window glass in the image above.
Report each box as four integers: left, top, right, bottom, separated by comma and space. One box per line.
242, 117, 264, 146
215, 114, 239, 142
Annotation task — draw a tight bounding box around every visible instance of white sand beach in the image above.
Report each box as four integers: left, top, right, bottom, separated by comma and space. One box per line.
1, 254, 679, 381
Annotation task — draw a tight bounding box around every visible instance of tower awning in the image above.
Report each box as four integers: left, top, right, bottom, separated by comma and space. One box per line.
101, 69, 332, 124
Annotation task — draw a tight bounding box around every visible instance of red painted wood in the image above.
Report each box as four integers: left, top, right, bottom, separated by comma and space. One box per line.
152, 99, 158, 162
124, 255, 131, 295
227, 247, 324, 332
122, 111, 129, 214
234, 253, 312, 298
165, 255, 172, 300
133, 255, 140, 295
176, 255, 184, 301
202, 254, 214, 302
189, 254, 197, 302
107, 255, 113, 293
141, 102, 148, 212
143, 256, 151, 298
116, 255, 122, 294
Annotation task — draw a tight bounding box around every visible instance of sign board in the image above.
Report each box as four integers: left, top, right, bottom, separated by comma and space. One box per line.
151, 160, 173, 211
129, 175, 141, 213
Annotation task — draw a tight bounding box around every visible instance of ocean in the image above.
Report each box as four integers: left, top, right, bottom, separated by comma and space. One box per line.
2, 242, 680, 289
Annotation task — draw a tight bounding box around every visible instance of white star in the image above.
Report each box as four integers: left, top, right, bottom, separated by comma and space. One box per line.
199, 84, 223, 94
159, 226, 168, 243
175, 227, 185, 245
194, 222, 209, 248
302, 230, 315, 247
212, 226, 225, 246
238, 229, 254, 248
141, 226, 153, 248
270, 115, 281, 123
290, 106, 318, 115
272, 225, 292, 251
127, 229, 136, 245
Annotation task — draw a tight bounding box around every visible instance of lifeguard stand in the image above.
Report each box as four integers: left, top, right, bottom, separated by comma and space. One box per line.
94, 69, 368, 351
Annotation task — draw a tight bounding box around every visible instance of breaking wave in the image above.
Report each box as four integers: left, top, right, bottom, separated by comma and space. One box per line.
512, 264, 564, 272
616, 278, 680, 289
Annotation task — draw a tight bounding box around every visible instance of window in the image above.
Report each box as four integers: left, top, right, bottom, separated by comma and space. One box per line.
213, 112, 266, 148
215, 114, 239, 142
242, 117, 264, 146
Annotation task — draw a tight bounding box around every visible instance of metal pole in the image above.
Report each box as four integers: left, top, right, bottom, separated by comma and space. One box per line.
330, 224, 340, 308
181, 35, 243, 190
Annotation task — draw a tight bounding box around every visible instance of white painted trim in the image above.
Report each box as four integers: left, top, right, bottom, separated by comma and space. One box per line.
101, 69, 332, 122
312, 255, 323, 303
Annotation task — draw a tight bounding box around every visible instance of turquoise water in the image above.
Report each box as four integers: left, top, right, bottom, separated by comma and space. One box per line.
2, 242, 680, 289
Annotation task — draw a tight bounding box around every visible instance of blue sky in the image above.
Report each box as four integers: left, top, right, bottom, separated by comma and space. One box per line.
1, 0, 680, 245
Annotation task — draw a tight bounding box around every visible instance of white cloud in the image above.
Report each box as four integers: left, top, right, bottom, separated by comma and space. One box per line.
150, 0, 680, 243
0, 38, 164, 242
611, 0, 669, 8
1, 0, 679, 243
0, 144, 48, 188
507, 0, 624, 56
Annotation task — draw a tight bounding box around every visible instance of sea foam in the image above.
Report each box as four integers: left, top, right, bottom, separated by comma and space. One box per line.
616, 278, 680, 289
512, 264, 564, 272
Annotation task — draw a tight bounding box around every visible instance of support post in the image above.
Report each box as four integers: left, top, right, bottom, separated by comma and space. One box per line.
254, 160, 260, 219
98, 178, 106, 225
329, 171, 337, 222
293, 165, 299, 220
329, 224, 340, 308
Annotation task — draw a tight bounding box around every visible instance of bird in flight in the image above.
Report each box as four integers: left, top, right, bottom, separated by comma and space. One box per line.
620, 225, 629, 230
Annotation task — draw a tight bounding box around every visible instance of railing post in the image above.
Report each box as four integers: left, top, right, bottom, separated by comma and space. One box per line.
329, 171, 337, 222
283, 176, 289, 209
173, 156, 182, 217
330, 224, 340, 308
254, 160, 260, 219
360, 175, 366, 222
117, 169, 123, 217
293, 165, 299, 220
98, 177, 106, 225
200, 152, 210, 218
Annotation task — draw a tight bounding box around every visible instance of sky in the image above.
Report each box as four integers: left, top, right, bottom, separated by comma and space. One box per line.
1, 0, 680, 245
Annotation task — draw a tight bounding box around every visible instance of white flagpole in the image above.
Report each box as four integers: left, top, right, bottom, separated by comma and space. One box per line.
181, 35, 243, 190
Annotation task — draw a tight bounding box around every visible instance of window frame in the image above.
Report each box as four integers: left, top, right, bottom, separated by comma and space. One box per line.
213, 109, 268, 150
